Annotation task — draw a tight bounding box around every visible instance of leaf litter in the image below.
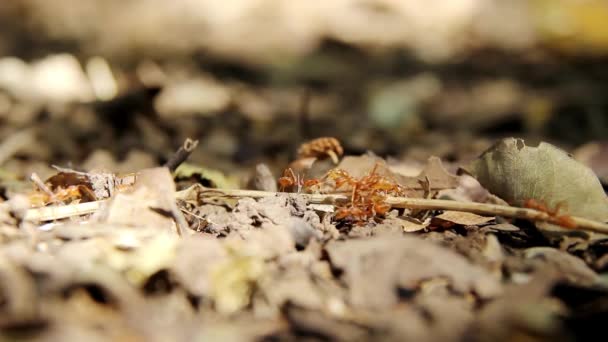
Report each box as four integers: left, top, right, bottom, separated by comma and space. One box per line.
1, 137, 608, 341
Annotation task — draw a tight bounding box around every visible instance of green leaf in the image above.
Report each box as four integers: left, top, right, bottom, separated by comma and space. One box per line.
466, 138, 608, 223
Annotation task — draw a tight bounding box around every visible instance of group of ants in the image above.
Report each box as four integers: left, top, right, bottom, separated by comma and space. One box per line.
28, 136, 576, 228
277, 137, 577, 228
278, 161, 575, 228
278, 162, 402, 223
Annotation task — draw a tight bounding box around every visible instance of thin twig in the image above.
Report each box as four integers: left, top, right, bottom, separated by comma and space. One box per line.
164, 138, 199, 172
184, 187, 608, 234
30, 173, 55, 201
24, 186, 608, 235
170, 202, 188, 237
24, 201, 104, 221
383, 197, 608, 233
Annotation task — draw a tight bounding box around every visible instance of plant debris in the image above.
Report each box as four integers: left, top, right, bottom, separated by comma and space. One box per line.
5, 137, 608, 341
297, 137, 344, 164
2, 4, 608, 339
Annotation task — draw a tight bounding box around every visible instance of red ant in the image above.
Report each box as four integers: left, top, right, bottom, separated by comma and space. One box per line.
523, 199, 576, 229
278, 162, 404, 223
278, 168, 321, 193
326, 163, 404, 223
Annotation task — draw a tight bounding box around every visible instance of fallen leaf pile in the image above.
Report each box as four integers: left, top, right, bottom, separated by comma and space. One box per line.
0, 137, 607, 341
2, 2, 608, 339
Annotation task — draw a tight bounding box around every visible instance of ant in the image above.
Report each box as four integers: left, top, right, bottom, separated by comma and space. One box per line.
325, 163, 404, 223
278, 168, 321, 193
30, 184, 97, 207
523, 199, 576, 229
334, 206, 367, 221
277, 162, 405, 224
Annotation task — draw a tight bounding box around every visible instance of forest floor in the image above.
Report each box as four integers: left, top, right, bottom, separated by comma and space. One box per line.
2, 1, 608, 341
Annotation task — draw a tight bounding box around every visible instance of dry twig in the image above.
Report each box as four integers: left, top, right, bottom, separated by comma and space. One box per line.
29, 173, 55, 201
164, 138, 199, 172
23, 186, 608, 235
24, 201, 104, 221
187, 187, 608, 234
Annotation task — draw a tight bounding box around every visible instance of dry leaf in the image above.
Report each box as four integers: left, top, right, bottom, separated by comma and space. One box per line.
415, 156, 459, 190
485, 223, 520, 232
100, 167, 178, 232
256, 266, 332, 314
436, 174, 491, 203
376, 216, 430, 233
524, 247, 599, 286
435, 211, 495, 226
473, 274, 566, 341
171, 236, 227, 297
335, 154, 458, 197
467, 138, 608, 222
325, 235, 502, 310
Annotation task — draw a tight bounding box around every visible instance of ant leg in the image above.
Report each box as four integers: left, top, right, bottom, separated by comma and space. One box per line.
553, 201, 569, 216
296, 174, 303, 193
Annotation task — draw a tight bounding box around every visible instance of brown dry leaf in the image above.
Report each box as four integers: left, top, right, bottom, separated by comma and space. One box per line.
413, 293, 475, 341
100, 167, 180, 232
473, 274, 567, 341
171, 236, 227, 297
376, 216, 430, 233
435, 211, 495, 226
415, 156, 459, 190
524, 247, 599, 286
467, 138, 608, 223
45, 171, 94, 192
228, 195, 322, 253
49, 166, 128, 200
436, 174, 491, 203
325, 235, 502, 310
485, 223, 521, 232
223, 224, 295, 261
335, 154, 458, 196
256, 265, 337, 315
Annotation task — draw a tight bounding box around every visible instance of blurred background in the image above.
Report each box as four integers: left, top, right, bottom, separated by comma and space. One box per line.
1, 0, 608, 185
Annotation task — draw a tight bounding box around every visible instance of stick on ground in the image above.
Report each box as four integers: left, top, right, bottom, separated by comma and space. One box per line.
24, 186, 608, 235
164, 138, 199, 172
186, 187, 608, 234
